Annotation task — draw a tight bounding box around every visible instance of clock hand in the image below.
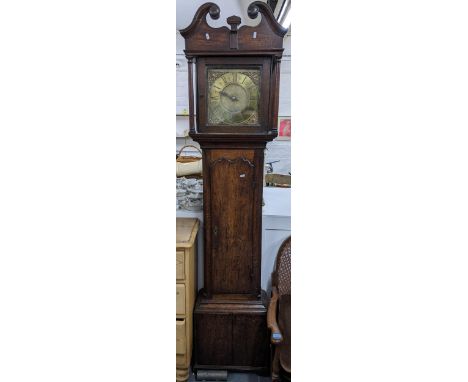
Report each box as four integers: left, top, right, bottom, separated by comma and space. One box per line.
220, 91, 238, 101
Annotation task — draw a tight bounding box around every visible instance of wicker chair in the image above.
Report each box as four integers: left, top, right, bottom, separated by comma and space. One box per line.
267, 236, 291, 382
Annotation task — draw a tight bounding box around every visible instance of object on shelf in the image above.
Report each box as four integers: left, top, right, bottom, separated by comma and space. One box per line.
177, 177, 203, 211
175, 119, 189, 137
265, 173, 291, 188
265, 160, 281, 174
277, 117, 291, 140
176, 144, 203, 178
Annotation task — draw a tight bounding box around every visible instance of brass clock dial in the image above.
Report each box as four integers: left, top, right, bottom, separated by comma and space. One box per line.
207, 68, 260, 125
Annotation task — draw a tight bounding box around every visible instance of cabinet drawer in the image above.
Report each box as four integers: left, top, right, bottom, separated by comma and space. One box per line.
176, 251, 185, 280
176, 319, 186, 355
176, 284, 186, 315
176, 353, 187, 368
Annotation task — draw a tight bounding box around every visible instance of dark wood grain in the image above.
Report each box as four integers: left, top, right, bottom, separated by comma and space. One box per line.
187, 57, 195, 133
195, 313, 232, 366
232, 314, 269, 367
194, 313, 269, 371
193, 291, 269, 373
210, 156, 254, 294
180, 2, 287, 55
179, 1, 285, 374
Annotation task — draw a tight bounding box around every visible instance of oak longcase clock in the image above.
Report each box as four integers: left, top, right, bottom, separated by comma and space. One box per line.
179, 1, 287, 377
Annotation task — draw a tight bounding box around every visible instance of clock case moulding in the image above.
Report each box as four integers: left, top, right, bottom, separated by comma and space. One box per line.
179, 1, 287, 375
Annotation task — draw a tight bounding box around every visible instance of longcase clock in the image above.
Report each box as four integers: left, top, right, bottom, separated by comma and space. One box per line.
179, 1, 287, 375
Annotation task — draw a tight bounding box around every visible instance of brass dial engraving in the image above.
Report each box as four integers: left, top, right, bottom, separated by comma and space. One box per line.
207, 68, 260, 125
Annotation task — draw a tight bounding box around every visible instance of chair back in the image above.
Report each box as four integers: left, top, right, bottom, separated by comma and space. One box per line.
272, 236, 291, 296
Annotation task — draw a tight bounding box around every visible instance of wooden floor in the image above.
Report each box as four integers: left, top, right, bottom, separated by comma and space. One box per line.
188, 370, 271, 382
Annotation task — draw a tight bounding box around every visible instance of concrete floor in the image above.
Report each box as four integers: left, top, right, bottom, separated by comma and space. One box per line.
187, 369, 271, 382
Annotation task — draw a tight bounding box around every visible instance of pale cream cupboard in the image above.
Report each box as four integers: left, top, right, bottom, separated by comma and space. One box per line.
176, 218, 199, 381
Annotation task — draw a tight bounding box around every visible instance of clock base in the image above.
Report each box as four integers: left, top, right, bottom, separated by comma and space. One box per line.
193, 290, 270, 374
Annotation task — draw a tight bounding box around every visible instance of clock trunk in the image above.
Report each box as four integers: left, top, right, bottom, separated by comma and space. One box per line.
202, 147, 264, 297
193, 143, 269, 373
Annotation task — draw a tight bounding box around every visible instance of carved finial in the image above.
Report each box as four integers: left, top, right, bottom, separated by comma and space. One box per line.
227, 15, 241, 49
247, 3, 260, 19
208, 3, 220, 20
180, 1, 287, 52
227, 16, 241, 31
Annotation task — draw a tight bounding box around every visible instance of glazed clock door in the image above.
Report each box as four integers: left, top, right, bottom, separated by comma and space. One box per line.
209, 154, 257, 295
207, 68, 260, 126
196, 56, 272, 134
